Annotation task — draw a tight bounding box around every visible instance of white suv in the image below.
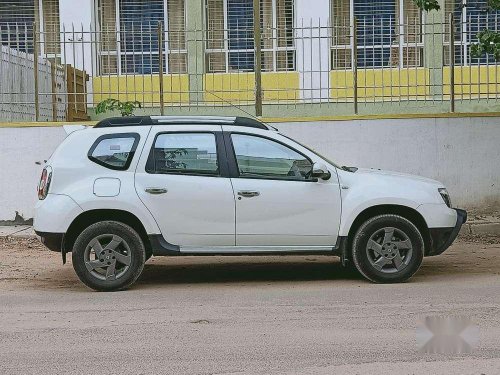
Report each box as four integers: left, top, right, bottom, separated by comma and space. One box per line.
34, 116, 466, 291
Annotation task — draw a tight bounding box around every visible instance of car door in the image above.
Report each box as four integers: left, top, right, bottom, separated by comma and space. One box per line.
135, 125, 235, 247
224, 129, 342, 247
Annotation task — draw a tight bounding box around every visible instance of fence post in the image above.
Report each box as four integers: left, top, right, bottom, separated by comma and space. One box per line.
253, 0, 263, 117
33, 22, 40, 121
352, 18, 358, 115
50, 63, 57, 121
449, 13, 455, 113
157, 21, 165, 116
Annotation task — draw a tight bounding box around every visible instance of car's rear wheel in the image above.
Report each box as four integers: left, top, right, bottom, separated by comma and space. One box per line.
352, 214, 424, 283
72, 221, 146, 291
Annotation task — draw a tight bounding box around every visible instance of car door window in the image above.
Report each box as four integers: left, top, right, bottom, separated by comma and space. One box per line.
147, 133, 219, 176
231, 134, 313, 181
88, 133, 139, 170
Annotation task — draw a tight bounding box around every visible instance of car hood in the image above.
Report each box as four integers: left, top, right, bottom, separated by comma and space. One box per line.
354, 168, 444, 187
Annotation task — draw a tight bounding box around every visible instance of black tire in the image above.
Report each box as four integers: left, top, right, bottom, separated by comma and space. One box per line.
352, 214, 424, 283
72, 221, 146, 291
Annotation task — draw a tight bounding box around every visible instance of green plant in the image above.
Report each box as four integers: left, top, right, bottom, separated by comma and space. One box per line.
95, 98, 141, 117
414, 0, 500, 60
471, 29, 500, 61
413, 0, 440, 12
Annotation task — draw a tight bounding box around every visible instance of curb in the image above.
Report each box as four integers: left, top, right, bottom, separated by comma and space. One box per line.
460, 222, 500, 236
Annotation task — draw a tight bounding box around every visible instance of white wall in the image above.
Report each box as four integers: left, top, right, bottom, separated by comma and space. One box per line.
0, 116, 499, 222
0, 126, 66, 223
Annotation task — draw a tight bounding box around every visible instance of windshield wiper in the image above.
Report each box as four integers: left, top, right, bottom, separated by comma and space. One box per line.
341, 166, 358, 173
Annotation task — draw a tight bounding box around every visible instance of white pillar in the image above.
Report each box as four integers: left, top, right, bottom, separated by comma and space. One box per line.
58, 0, 94, 105
58, 0, 93, 73
295, 0, 330, 102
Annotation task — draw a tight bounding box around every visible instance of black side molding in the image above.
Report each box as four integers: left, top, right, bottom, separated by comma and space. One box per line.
148, 234, 181, 256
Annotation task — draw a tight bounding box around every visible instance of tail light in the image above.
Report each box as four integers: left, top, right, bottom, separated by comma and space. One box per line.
38, 166, 52, 200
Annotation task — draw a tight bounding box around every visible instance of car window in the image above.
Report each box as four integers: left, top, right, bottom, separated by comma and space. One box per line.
149, 133, 219, 176
88, 134, 139, 170
231, 134, 313, 181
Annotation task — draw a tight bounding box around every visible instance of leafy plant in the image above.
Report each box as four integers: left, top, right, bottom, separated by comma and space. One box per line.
413, 0, 500, 60
413, 0, 440, 12
471, 29, 500, 61
95, 98, 141, 117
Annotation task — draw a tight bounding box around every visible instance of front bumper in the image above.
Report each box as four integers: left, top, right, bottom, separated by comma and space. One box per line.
35, 231, 64, 253
427, 208, 467, 256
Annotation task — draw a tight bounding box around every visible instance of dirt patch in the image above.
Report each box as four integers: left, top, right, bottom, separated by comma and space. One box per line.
0, 234, 499, 291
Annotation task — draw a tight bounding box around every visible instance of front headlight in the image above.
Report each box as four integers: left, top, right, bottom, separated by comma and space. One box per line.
438, 188, 452, 208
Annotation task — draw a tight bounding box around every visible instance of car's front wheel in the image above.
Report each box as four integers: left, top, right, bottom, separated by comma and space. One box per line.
352, 214, 424, 283
72, 221, 146, 291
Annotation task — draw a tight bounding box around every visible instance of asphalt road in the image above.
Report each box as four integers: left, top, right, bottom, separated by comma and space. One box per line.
0, 236, 499, 374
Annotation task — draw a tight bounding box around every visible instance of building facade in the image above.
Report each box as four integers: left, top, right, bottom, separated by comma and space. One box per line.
1, 0, 500, 117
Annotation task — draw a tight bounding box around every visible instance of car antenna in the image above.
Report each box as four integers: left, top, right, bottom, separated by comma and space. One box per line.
204, 89, 278, 131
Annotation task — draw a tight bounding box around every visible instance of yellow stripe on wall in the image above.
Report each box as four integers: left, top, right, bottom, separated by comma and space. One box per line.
443, 66, 500, 96
203, 72, 300, 103
330, 68, 430, 100
92, 75, 189, 105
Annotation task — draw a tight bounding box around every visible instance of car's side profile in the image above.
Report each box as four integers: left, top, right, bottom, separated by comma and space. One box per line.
34, 116, 466, 291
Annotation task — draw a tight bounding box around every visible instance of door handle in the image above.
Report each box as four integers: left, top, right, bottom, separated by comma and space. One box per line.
145, 187, 168, 195
238, 190, 260, 198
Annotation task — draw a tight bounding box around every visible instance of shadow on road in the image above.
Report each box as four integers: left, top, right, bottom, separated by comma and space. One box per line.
137, 257, 363, 286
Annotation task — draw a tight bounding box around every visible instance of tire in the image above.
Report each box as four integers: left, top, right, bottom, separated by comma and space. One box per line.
351, 214, 424, 283
72, 221, 146, 291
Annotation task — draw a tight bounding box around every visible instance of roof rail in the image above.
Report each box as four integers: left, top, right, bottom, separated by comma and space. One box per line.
94, 116, 269, 130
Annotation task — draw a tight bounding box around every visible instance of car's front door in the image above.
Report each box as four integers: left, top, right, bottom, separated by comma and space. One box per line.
225, 131, 342, 247
135, 126, 235, 247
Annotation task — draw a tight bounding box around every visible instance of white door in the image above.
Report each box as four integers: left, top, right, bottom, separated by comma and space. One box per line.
229, 133, 341, 247
135, 130, 235, 247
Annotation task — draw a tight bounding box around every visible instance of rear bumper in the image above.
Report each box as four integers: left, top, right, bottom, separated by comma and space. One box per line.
427, 208, 467, 256
35, 231, 64, 253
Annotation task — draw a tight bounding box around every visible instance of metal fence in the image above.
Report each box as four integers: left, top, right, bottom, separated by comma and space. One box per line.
1, 16, 500, 121
0, 44, 66, 122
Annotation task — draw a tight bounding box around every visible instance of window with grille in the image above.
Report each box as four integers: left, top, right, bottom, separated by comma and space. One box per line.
206, 0, 295, 73
0, 0, 60, 56
444, 0, 500, 65
96, 0, 187, 75
330, 0, 422, 69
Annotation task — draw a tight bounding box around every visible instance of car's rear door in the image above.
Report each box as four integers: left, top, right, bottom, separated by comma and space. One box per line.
134, 125, 235, 247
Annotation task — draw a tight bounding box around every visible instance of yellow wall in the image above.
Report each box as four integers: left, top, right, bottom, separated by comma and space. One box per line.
330, 68, 430, 100
203, 72, 300, 103
92, 75, 189, 106
443, 66, 500, 97
91, 67, 500, 106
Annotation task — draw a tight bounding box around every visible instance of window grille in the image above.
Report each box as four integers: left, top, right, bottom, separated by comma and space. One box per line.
444, 0, 500, 65
96, 0, 187, 75
206, 0, 295, 73
330, 0, 423, 69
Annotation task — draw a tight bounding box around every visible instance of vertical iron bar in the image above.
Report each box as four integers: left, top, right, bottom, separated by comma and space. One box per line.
158, 21, 165, 116
72, 23, 77, 114
353, 17, 358, 114
449, 13, 455, 112
33, 22, 40, 121
253, 0, 263, 117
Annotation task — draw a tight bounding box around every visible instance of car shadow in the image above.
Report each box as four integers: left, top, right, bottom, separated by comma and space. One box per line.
137, 256, 363, 286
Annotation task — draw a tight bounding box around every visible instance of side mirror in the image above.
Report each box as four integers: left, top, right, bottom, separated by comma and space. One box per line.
311, 162, 331, 180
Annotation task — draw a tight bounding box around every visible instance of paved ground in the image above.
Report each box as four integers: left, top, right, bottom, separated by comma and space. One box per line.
0, 235, 499, 374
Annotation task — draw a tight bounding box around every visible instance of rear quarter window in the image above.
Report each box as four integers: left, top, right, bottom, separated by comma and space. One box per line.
88, 133, 140, 170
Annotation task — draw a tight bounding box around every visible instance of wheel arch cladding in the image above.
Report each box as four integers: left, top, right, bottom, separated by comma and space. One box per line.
63, 209, 151, 255
346, 205, 431, 256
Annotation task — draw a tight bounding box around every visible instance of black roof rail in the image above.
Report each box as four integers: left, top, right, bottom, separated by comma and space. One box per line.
94, 116, 269, 130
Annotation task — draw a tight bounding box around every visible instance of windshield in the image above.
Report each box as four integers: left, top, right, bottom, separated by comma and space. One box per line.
280, 135, 341, 169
